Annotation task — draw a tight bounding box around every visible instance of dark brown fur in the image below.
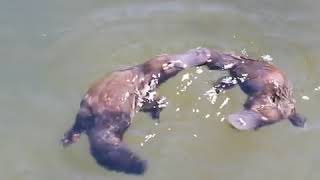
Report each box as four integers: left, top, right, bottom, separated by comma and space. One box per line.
61, 48, 210, 174
205, 50, 306, 130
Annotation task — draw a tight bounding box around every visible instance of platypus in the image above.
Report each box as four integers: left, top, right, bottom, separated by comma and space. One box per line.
205, 49, 306, 130
61, 48, 211, 174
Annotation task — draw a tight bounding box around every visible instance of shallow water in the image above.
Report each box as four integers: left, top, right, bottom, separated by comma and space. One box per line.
1, 0, 320, 179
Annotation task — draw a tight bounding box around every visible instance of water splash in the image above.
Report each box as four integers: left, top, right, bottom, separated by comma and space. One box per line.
204, 87, 218, 104
181, 73, 190, 81
219, 97, 230, 109
176, 73, 194, 94
241, 48, 248, 56
195, 67, 204, 74
301, 96, 310, 100
140, 133, 157, 147
261, 54, 273, 62
220, 117, 225, 122
205, 114, 211, 119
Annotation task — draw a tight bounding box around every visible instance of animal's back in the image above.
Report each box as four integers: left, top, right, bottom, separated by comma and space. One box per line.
237, 60, 295, 121
79, 68, 147, 174
83, 68, 142, 116
231, 60, 288, 96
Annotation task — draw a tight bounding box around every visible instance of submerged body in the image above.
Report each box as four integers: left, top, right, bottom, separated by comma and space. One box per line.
61, 48, 210, 174
206, 50, 306, 130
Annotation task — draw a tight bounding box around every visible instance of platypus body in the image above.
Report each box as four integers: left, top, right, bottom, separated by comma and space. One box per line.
206, 50, 306, 130
61, 48, 210, 174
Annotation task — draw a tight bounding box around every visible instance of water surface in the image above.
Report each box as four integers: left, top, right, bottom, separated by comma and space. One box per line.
1, 0, 320, 180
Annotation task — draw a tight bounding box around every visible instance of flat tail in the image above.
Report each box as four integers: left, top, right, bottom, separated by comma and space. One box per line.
228, 110, 264, 130
88, 132, 147, 175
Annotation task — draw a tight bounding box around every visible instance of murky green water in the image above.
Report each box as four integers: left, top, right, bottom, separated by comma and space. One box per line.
1, 0, 320, 179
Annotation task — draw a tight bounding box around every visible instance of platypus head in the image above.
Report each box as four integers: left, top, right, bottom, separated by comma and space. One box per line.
143, 47, 211, 84
206, 49, 241, 70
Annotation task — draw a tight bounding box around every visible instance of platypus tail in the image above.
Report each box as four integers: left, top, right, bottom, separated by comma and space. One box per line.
88, 130, 147, 175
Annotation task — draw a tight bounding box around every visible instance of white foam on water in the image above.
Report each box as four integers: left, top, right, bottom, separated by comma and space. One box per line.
196, 67, 203, 74
241, 48, 248, 56
261, 54, 273, 62
186, 80, 193, 86
301, 96, 310, 100
177, 72, 198, 95
157, 96, 169, 108
141, 133, 157, 147
204, 87, 218, 104
181, 73, 190, 81
219, 97, 230, 109
144, 133, 156, 142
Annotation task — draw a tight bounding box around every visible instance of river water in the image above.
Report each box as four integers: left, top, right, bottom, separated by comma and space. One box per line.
1, 0, 320, 179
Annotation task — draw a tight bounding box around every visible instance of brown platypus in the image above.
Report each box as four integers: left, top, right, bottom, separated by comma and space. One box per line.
205, 50, 306, 130
61, 48, 211, 174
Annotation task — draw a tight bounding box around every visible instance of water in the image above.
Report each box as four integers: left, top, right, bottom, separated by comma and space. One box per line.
1, 0, 320, 179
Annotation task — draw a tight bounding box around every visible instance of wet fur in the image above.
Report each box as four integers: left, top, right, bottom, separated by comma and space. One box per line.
206, 50, 306, 130
61, 48, 210, 174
